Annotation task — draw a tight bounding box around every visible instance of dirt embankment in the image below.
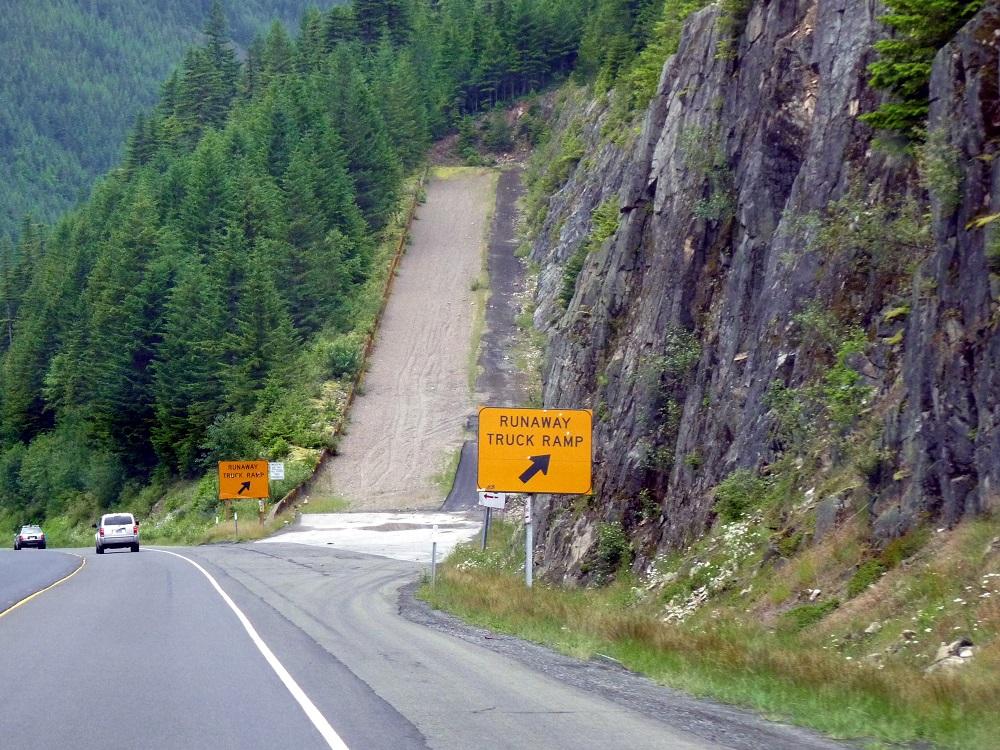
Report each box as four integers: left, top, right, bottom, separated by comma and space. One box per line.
311, 169, 495, 511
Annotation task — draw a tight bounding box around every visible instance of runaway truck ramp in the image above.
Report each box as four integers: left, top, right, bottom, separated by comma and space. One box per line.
443, 168, 530, 512
309, 169, 495, 511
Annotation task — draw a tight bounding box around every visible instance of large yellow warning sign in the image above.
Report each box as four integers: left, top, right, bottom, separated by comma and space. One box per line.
477, 407, 592, 494
218, 460, 270, 500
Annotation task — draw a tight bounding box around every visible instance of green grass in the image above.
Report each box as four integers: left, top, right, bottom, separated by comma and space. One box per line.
467, 168, 500, 392
431, 165, 496, 180
432, 447, 463, 497
419, 520, 1000, 749
294, 495, 349, 514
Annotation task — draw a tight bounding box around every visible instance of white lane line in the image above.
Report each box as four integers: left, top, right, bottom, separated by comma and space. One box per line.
148, 548, 349, 750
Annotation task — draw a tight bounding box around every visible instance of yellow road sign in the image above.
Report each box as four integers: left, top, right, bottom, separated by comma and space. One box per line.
218, 460, 270, 500
477, 407, 592, 494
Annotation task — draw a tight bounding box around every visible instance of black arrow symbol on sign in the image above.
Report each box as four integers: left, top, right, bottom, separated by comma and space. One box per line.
238, 481, 251, 495
519, 455, 551, 484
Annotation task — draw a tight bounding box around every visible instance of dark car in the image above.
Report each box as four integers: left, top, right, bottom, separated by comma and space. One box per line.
14, 525, 46, 550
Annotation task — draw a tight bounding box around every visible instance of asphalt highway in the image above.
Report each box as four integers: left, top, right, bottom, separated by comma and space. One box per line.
193, 544, 708, 750
0, 544, 848, 750
0, 546, 422, 749
0, 548, 80, 613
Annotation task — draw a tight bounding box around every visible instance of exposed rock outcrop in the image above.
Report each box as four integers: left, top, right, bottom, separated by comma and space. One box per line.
926, 638, 976, 674
529, 1, 1000, 580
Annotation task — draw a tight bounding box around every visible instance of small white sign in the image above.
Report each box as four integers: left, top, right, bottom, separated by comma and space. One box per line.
268, 462, 285, 481
478, 491, 507, 509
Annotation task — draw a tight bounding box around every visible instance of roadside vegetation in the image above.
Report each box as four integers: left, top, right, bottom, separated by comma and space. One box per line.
862, 0, 985, 139
424, 4, 1000, 747
0, 0, 602, 543
421, 514, 1000, 748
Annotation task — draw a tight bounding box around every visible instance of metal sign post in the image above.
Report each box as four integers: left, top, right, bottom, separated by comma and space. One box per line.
477, 491, 505, 550
234, 510, 239, 538
525, 495, 533, 588
481, 507, 492, 550
431, 525, 438, 586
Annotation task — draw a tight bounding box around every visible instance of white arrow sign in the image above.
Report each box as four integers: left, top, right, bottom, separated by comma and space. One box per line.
478, 491, 507, 509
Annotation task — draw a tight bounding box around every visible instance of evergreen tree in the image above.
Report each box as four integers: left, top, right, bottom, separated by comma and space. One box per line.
176, 131, 237, 254
354, 0, 412, 46
1, 223, 79, 442
152, 258, 226, 474
377, 48, 432, 168
204, 1, 240, 88
261, 21, 296, 83
263, 97, 297, 180
282, 145, 327, 254
124, 113, 155, 172
324, 6, 357, 49
76, 188, 163, 466
221, 251, 298, 413
297, 8, 327, 73
862, 0, 984, 138
307, 128, 368, 241
0, 221, 42, 353
326, 49, 402, 229
240, 36, 267, 102
234, 169, 287, 246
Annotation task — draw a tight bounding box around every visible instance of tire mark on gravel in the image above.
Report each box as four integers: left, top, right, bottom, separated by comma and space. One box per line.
313, 171, 495, 510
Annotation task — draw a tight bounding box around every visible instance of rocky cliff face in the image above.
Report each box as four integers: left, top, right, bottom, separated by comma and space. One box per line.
530, 1, 1000, 581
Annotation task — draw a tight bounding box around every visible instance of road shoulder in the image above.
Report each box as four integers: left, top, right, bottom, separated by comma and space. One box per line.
0, 549, 82, 616
398, 579, 851, 750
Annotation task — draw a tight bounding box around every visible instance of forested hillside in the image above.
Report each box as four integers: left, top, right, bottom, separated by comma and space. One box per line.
0, 0, 343, 241
0, 0, 594, 533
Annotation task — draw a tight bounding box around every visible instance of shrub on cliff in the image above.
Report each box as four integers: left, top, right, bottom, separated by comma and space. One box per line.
863, 0, 984, 139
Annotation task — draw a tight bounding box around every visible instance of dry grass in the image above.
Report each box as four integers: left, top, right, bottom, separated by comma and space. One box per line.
291, 496, 349, 514
467, 167, 500, 392
200, 515, 287, 543
432, 165, 496, 180
422, 517, 1000, 748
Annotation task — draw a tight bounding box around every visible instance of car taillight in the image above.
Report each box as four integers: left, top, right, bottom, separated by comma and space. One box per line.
133, 524, 138, 534
18, 535, 23, 541
99, 527, 104, 537
39, 533, 44, 538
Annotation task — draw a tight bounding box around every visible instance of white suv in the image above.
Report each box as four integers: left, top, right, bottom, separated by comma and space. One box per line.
95, 513, 140, 554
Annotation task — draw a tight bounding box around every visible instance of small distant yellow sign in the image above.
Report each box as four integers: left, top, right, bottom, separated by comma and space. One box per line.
218, 460, 270, 500
477, 407, 592, 494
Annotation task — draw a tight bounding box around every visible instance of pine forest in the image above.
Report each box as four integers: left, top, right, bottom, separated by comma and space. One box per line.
0, 0, 618, 537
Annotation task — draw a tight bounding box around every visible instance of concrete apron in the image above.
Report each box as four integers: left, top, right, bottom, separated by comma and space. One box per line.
257, 512, 480, 563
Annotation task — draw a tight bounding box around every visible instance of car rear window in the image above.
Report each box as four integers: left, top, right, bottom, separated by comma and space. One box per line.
104, 514, 133, 525
22, 526, 41, 533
